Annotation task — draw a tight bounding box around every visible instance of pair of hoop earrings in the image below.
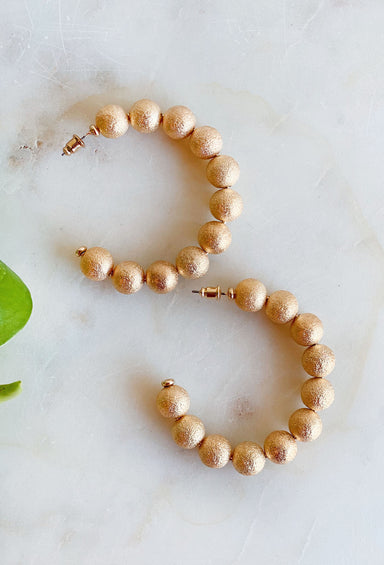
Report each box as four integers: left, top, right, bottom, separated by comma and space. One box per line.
63, 98, 335, 476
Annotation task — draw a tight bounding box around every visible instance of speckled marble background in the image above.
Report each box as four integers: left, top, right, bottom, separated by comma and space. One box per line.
0, 1, 383, 564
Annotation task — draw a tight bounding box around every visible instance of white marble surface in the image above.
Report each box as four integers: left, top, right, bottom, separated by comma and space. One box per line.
1, 1, 383, 564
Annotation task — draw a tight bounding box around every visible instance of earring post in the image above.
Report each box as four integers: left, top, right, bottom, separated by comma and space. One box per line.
62, 125, 100, 156
192, 286, 235, 300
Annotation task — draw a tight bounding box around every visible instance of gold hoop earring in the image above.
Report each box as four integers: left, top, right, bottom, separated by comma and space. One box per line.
62, 99, 242, 294
156, 282, 335, 476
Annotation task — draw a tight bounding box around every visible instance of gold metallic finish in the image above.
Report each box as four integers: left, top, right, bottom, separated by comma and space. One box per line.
209, 188, 243, 223
234, 278, 267, 312
146, 260, 178, 294
62, 134, 85, 156
199, 286, 222, 299
198, 221, 232, 254
162, 379, 174, 388
189, 126, 223, 159
198, 434, 232, 469
156, 384, 190, 419
264, 431, 297, 464
80, 247, 113, 281
112, 261, 145, 295
289, 408, 322, 442
171, 415, 205, 449
176, 246, 209, 279
206, 155, 240, 188
290, 313, 324, 346
129, 99, 161, 133
206, 286, 221, 299
162, 105, 196, 139
265, 290, 299, 324
193, 286, 238, 300
232, 441, 265, 476
95, 104, 129, 139
75, 246, 87, 257
301, 377, 335, 411
227, 287, 235, 300
88, 124, 100, 136
302, 344, 336, 377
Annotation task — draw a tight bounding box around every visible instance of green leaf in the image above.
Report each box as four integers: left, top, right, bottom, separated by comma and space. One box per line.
0, 260, 32, 346
0, 381, 22, 402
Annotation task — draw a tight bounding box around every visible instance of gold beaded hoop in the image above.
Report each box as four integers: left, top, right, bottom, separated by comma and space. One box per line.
62, 100, 243, 295
156, 281, 335, 476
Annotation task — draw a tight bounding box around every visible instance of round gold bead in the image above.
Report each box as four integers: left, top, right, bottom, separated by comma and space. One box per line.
302, 344, 335, 377
189, 126, 223, 159
206, 155, 240, 188
162, 105, 196, 139
146, 261, 178, 294
234, 278, 267, 312
176, 246, 209, 280
112, 261, 145, 295
95, 105, 129, 139
264, 430, 297, 464
289, 408, 322, 442
301, 377, 335, 411
232, 441, 265, 476
290, 313, 324, 346
80, 247, 113, 281
171, 415, 205, 449
198, 434, 232, 469
156, 384, 190, 419
265, 290, 299, 324
209, 189, 243, 223
129, 99, 161, 133
198, 221, 232, 254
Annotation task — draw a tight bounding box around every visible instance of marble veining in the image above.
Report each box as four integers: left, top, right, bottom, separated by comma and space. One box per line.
0, 1, 383, 564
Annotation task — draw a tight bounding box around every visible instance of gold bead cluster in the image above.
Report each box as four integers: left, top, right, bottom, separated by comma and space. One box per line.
70, 100, 243, 295
64, 99, 336, 478
156, 279, 335, 476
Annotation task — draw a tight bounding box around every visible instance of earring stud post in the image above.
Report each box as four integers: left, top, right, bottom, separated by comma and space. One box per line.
192, 286, 235, 300
62, 125, 100, 156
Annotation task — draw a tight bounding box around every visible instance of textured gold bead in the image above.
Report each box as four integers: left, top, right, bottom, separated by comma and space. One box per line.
265, 290, 299, 324
95, 105, 129, 139
209, 188, 243, 223
146, 260, 178, 294
176, 246, 209, 279
234, 278, 267, 312
189, 126, 223, 159
232, 441, 265, 476
290, 313, 323, 346
198, 434, 232, 469
301, 377, 335, 411
129, 99, 161, 133
171, 415, 205, 449
264, 430, 297, 464
198, 221, 232, 254
112, 261, 145, 295
302, 344, 335, 377
80, 247, 113, 281
206, 155, 240, 188
289, 408, 322, 442
162, 105, 196, 139
156, 384, 190, 419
